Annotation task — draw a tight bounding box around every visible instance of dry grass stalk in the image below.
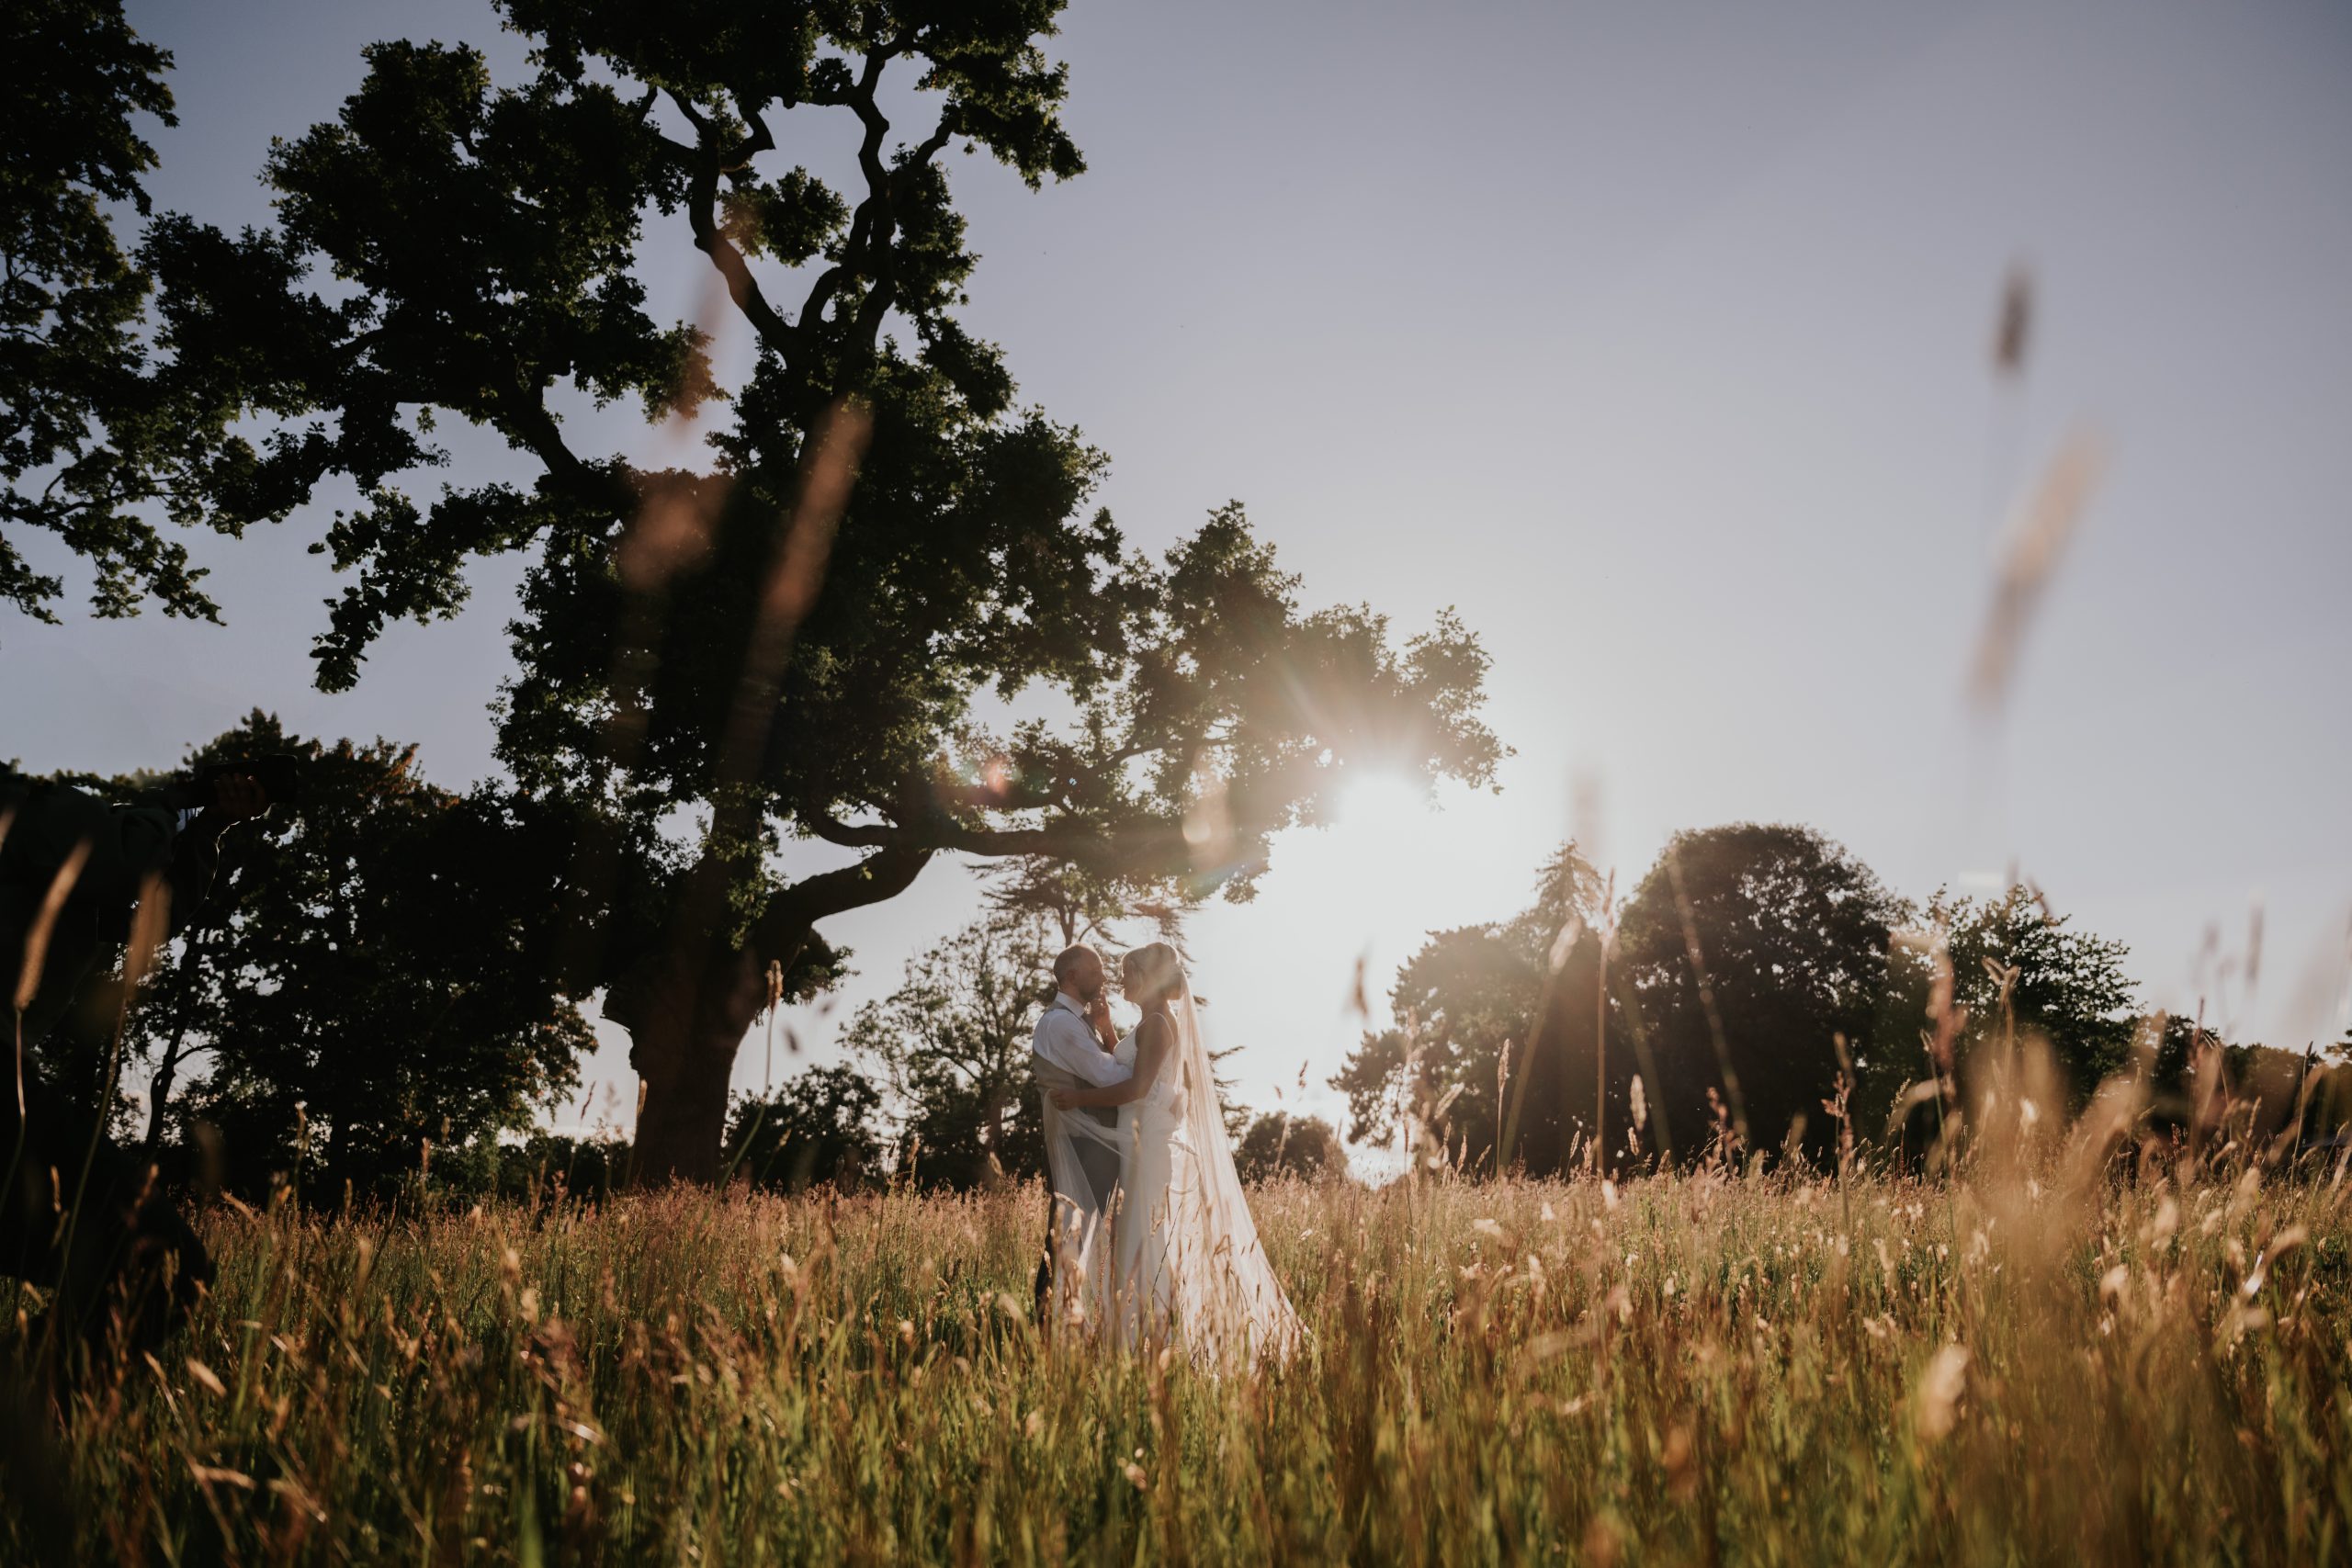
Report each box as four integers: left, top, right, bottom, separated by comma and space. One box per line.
1968, 427, 2108, 714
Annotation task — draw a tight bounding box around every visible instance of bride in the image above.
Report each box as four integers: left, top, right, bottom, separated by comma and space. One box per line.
1047, 942, 1301, 1366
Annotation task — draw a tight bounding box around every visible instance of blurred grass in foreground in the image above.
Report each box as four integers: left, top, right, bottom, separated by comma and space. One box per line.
6, 1152, 2351, 1564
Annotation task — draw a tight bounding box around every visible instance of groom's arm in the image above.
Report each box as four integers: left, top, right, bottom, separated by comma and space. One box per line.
1035, 1010, 1131, 1088
1052, 1017, 1170, 1109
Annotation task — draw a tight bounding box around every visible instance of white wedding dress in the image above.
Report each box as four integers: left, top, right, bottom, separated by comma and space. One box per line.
1104, 989, 1301, 1368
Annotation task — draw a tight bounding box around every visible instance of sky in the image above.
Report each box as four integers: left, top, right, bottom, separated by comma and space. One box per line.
10, 0, 2351, 1149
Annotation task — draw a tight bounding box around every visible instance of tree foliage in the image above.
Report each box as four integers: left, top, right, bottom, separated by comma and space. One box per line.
1336, 826, 2173, 1174
1607, 824, 1908, 1168
424, 1129, 628, 1203
724, 1065, 883, 1194
842, 909, 1053, 1190
1, 1, 351, 627
1340, 828, 2095, 1173
118, 714, 596, 1200
2, 0, 185, 619
1235, 1112, 1347, 1182
1930, 885, 2137, 1100
1331, 846, 1602, 1175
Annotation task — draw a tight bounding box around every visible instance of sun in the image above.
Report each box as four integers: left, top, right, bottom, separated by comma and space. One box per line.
1332, 770, 1429, 832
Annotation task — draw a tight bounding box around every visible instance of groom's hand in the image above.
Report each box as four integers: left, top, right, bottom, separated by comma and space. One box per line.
1085, 996, 1117, 1049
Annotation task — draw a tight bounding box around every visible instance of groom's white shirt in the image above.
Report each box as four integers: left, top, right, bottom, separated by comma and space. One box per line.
1032, 992, 1133, 1089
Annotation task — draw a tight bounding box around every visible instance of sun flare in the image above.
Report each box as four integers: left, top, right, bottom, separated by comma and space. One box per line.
1332, 770, 1429, 832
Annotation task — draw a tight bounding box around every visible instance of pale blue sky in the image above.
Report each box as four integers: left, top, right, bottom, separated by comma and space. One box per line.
11, 0, 2350, 1142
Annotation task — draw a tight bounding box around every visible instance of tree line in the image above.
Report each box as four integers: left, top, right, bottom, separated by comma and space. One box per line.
28, 716, 2337, 1204
1334, 825, 2345, 1179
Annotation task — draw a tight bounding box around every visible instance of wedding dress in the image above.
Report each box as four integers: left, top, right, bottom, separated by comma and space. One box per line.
1107, 988, 1301, 1367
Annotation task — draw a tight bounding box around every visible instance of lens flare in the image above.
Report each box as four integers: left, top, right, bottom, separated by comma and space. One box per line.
1333, 772, 1426, 832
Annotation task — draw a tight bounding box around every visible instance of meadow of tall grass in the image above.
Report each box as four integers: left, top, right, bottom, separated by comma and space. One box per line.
7, 1120, 2350, 1565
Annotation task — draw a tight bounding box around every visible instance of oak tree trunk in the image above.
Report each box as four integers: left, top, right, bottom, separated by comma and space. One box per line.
615, 843, 933, 1186
629, 1021, 741, 1186
615, 942, 771, 1186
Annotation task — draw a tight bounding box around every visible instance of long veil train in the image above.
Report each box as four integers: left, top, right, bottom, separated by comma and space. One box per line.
1147, 987, 1302, 1368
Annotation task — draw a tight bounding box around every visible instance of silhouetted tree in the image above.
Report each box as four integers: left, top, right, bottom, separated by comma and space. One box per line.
842, 910, 1053, 1190
1853, 884, 2154, 1166
1936, 886, 2135, 1093
2301, 1025, 2352, 1154
1331, 846, 1603, 1175
2122, 1012, 2324, 1154
1609, 824, 1905, 1168
724, 1066, 883, 1194
119, 715, 595, 1201
130, 3, 1500, 1181
427, 1129, 628, 1203
1339, 827, 2170, 1177
1235, 1113, 1346, 1182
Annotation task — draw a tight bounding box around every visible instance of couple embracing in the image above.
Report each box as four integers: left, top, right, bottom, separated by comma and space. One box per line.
1029, 942, 1301, 1368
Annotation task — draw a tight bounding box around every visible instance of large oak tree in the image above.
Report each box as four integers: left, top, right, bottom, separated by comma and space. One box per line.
141, 1, 1500, 1179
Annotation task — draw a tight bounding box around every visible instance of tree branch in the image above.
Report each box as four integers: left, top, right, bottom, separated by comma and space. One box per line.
665, 90, 797, 359
730, 98, 776, 166
759, 839, 934, 945
791, 38, 957, 379
503, 387, 636, 517
789, 49, 894, 353
807, 808, 1188, 869
906, 114, 956, 169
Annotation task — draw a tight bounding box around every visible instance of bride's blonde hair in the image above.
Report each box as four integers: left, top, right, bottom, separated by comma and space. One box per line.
1120, 942, 1186, 1004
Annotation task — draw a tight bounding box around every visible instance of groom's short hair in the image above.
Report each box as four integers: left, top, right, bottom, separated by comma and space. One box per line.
1052, 944, 1097, 987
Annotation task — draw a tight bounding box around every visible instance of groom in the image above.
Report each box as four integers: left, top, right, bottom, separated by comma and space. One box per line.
1030, 943, 1131, 1321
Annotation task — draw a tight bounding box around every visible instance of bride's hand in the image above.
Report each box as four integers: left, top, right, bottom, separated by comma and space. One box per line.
1048, 1088, 1079, 1111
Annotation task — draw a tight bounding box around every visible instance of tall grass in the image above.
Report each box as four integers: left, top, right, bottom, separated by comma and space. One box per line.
7, 1140, 2351, 1564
